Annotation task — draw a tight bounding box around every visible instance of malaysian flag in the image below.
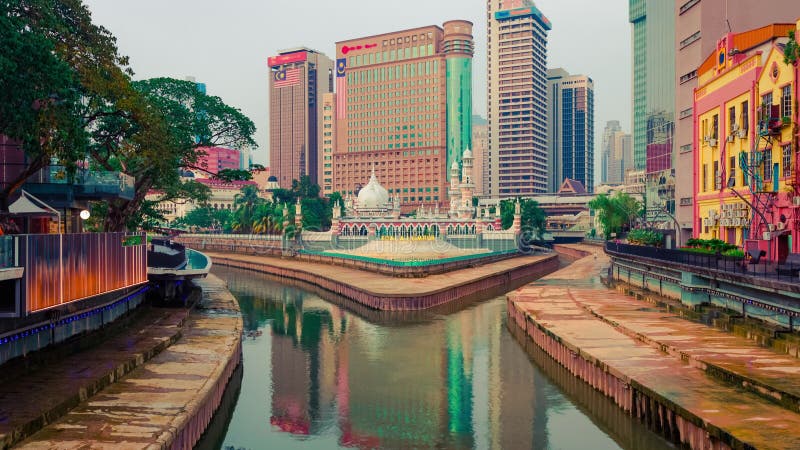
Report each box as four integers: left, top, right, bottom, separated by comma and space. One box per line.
274, 68, 301, 88
335, 58, 347, 120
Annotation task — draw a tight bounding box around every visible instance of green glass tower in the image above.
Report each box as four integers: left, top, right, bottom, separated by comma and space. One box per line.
442, 20, 474, 173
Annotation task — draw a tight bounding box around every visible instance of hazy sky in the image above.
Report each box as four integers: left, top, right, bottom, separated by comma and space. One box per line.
84, 0, 632, 173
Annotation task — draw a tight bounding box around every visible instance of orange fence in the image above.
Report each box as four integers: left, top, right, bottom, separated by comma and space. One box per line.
18, 232, 147, 313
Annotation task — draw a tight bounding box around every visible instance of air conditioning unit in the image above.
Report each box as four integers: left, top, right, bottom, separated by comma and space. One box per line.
768, 223, 776, 232
793, 196, 800, 206
702, 218, 710, 226
737, 129, 748, 139
763, 231, 771, 240
777, 222, 786, 231
721, 219, 730, 226
732, 123, 739, 132
726, 135, 735, 143
708, 138, 718, 147
734, 218, 742, 227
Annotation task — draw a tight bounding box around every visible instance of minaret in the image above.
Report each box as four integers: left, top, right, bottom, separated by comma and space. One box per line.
294, 197, 303, 228
460, 148, 475, 218
449, 160, 461, 216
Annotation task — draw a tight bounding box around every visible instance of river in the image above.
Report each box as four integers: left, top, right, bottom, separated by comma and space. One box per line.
200, 265, 673, 450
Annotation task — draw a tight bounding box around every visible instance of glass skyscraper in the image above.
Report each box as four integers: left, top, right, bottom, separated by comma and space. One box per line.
629, 0, 675, 218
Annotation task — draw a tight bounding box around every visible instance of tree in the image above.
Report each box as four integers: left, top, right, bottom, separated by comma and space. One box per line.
589, 192, 642, 239
231, 184, 262, 233
91, 77, 256, 231
785, 30, 799, 65
499, 198, 546, 240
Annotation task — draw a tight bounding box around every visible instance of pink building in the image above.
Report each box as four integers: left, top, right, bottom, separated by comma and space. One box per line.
194, 146, 241, 176
674, 0, 800, 241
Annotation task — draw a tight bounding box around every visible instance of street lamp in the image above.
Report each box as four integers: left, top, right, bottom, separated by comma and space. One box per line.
79, 209, 90, 220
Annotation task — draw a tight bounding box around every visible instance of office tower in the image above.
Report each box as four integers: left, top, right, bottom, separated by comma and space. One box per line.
487, 1, 551, 197
601, 120, 622, 184
630, 0, 675, 224
471, 115, 488, 197
546, 68, 594, 192
606, 130, 632, 185
268, 48, 334, 189
674, 0, 800, 240
320, 93, 336, 196
195, 147, 241, 176
333, 22, 474, 210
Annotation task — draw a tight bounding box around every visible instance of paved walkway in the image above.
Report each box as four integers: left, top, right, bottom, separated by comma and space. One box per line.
510, 244, 800, 450
0, 306, 190, 449
16, 275, 242, 449
205, 251, 553, 296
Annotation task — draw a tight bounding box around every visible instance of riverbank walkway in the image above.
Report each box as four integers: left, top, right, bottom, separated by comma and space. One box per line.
509, 244, 800, 450
11, 275, 242, 449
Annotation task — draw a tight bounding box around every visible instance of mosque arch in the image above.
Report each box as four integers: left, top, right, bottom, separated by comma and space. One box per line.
359, 225, 368, 236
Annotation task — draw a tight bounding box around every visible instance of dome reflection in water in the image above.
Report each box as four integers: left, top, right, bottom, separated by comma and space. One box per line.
203, 266, 674, 450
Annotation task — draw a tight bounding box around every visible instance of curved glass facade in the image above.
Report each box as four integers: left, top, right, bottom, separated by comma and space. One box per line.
446, 57, 473, 170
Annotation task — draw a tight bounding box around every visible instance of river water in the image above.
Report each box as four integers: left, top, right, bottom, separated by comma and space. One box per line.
204, 265, 673, 450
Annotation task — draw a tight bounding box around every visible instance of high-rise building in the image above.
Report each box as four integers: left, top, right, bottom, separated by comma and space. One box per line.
195, 146, 241, 175
546, 69, 594, 192
606, 130, 632, 185
268, 48, 334, 189
487, 1, 551, 197
320, 93, 336, 196
471, 115, 488, 197
333, 22, 474, 210
630, 0, 675, 225
674, 0, 800, 241
601, 120, 622, 184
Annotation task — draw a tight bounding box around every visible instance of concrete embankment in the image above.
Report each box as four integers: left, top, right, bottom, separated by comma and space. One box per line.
206, 251, 558, 311
16, 275, 243, 450
509, 245, 800, 450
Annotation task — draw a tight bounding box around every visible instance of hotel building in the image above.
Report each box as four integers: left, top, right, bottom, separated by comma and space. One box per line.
333, 22, 474, 210
268, 48, 334, 189
487, 1, 551, 197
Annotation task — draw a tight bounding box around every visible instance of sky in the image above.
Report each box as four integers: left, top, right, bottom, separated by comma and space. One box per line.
84, 0, 632, 177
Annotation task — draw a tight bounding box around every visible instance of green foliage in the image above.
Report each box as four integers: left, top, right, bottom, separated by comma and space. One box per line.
589, 192, 642, 239
683, 238, 738, 254
785, 30, 799, 65
499, 198, 546, 240
627, 229, 663, 246
215, 169, 254, 182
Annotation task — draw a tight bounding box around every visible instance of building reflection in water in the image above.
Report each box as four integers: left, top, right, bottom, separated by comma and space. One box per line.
216, 266, 672, 450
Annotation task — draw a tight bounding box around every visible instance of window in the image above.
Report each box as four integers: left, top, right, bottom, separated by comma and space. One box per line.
783, 144, 793, 178
741, 101, 749, 131
782, 85, 792, 119
730, 156, 736, 186
728, 106, 736, 133
703, 164, 708, 192
764, 149, 773, 181
712, 114, 719, 139
714, 161, 720, 190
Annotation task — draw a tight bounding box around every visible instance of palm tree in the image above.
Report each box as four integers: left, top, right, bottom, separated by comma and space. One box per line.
232, 184, 262, 233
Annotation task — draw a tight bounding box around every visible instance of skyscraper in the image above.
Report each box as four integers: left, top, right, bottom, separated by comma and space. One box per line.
546, 68, 594, 192
673, 0, 800, 241
320, 93, 336, 196
606, 130, 632, 185
487, 0, 551, 197
601, 120, 622, 184
333, 22, 474, 210
629, 0, 675, 223
471, 115, 488, 197
268, 48, 334, 189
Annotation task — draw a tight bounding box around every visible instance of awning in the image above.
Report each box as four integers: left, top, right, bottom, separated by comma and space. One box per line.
8, 190, 59, 217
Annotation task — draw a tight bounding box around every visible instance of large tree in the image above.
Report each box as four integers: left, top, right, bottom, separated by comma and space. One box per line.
589, 192, 642, 239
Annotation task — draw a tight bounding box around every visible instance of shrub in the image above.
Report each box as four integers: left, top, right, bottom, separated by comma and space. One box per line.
627, 229, 663, 247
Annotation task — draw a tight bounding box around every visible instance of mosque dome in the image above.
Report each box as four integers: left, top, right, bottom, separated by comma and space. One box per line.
267, 175, 278, 182
451, 161, 459, 171
463, 148, 472, 159
357, 170, 389, 208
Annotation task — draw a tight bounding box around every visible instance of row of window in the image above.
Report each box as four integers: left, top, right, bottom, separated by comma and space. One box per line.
701, 144, 793, 192
346, 44, 437, 69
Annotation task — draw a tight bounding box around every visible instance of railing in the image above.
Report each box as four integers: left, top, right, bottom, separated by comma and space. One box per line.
606, 242, 800, 283
16, 232, 148, 314
0, 163, 134, 200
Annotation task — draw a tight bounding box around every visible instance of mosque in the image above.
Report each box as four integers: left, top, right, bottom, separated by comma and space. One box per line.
295, 149, 522, 255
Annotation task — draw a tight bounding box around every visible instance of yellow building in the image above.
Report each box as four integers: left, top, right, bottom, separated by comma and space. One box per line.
693, 22, 798, 260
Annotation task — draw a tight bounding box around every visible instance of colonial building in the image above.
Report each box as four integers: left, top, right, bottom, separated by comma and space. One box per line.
693, 20, 799, 260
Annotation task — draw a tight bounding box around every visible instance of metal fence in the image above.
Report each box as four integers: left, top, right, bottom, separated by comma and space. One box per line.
16, 232, 148, 313
0, 236, 13, 269
605, 242, 800, 283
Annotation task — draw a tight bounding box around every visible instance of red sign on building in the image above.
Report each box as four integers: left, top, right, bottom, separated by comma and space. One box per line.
268, 51, 308, 68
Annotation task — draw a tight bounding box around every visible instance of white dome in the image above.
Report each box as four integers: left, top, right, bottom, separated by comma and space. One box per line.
451, 161, 459, 171
463, 148, 472, 159
357, 171, 389, 208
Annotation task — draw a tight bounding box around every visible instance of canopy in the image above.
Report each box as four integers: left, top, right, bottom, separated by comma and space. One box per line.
8, 190, 59, 217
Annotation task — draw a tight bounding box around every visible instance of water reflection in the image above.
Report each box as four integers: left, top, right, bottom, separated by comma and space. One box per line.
212, 266, 672, 450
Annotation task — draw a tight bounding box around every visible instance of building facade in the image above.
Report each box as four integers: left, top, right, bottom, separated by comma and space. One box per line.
693, 21, 798, 260
600, 120, 622, 184
269, 48, 334, 189
471, 115, 488, 196
194, 146, 241, 176
546, 69, 594, 192
320, 93, 336, 196
674, 0, 800, 240
487, 0, 551, 197
630, 0, 676, 227
606, 130, 633, 185
332, 22, 474, 211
